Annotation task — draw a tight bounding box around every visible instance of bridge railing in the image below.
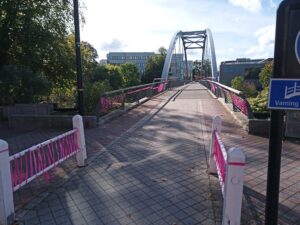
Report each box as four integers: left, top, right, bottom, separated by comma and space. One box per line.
96, 81, 166, 119
0, 115, 86, 225
201, 80, 253, 119
96, 78, 189, 119
209, 116, 245, 225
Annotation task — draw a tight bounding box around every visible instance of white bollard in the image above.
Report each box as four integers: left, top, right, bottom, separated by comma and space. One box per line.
0, 140, 15, 225
208, 115, 222, 174
222, 147, 245, 225
72, 115, 87, 167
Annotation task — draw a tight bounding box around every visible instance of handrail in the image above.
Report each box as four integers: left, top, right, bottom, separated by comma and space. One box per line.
201, 80, 253, 118
208, 80, 244, 96
102, 81, 165, 96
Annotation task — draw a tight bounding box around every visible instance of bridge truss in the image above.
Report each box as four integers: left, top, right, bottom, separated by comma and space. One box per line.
161, 29, 218, 81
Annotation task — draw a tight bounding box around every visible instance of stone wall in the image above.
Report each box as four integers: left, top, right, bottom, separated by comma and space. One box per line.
9, 115, 96, 131
3, 104, 55, 117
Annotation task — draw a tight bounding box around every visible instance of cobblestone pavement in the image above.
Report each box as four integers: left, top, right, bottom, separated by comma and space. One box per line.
4, 83, 300, 225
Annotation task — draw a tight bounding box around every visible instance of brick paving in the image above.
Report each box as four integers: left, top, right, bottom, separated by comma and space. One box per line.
2, 82, 299, 224
5, 91, 175, 210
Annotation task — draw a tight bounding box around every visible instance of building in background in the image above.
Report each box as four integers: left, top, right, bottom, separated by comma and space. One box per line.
219, 58, 272, 88
107, 52, 155, 74
99, 59, 107, 65
107, 52, 193, 79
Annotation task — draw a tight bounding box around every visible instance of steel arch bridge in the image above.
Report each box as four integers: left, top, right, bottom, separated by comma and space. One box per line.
161, 29, 218, 81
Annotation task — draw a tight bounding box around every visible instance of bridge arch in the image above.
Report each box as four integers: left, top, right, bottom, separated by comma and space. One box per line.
161, 29, 218, 81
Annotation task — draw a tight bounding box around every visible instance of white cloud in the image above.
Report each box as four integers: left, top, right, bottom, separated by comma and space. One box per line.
101, 39, 126, 51
229, 0, 262, 12
245, 24, 275, 58
80, 0, 276, 64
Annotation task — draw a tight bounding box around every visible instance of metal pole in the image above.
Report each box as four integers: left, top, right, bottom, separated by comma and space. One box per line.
265, 111, 284, 224
73, 0, 84, 115
265, 1, 286, 223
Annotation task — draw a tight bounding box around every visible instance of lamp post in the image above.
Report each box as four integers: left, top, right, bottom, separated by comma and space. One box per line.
73, 0, 84, 115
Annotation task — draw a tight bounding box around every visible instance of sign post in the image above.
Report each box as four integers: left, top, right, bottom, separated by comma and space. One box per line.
266, 1, 300, 224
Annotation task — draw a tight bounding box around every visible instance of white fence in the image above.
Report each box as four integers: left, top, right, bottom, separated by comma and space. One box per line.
209, 115, 246, 225
0, 115, 87, 225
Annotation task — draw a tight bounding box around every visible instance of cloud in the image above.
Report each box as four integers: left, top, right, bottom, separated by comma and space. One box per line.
229, 0, 262, 12
245, 24, 275, 58
101, 39, 126, 51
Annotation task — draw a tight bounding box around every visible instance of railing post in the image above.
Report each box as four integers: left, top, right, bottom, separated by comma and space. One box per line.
121, 90, 126, 111
0, 140, 15, 225
72, 115, 87, 167
222, 147, 245, 225
208, 115, 222, 174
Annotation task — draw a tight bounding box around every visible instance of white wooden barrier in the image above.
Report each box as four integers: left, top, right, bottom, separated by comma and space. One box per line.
0, 141, 14, 225
0, 115, 86, 225
209, 116, 246, 225
73, 115, 87, 167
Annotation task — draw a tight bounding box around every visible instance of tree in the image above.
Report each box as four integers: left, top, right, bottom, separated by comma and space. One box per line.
248, 62, 273, 112
120, 63, 141, 87
0, 65, 50, 105
259, 62, 273, 89
0, 0, 73, 71
231, 76, 245, 91
143, 47, 166, 83
88, 64, 124, 90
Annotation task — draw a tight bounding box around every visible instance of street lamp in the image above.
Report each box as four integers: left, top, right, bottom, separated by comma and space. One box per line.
73, 0, 84, 115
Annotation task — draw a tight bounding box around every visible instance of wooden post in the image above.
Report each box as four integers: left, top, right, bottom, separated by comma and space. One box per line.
222, 147, 245, 225
72, 115, 87, 167
0, 140, 15, 225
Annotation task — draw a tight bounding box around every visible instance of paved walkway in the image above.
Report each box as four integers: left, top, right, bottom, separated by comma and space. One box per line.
4, 83, 300, 224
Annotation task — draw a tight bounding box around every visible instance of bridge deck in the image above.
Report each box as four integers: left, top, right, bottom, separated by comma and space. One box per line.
9, 83, 300, 225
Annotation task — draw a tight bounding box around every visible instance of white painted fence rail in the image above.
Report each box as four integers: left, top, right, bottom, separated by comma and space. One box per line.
209, 115, 246, 225
0, 115, 86, 225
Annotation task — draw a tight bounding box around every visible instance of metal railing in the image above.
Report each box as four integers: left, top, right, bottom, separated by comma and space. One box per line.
96, 79, 189, 119
201, 80, 253, 119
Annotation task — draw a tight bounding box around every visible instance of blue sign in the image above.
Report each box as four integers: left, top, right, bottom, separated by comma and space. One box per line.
296, 31, 300, 64
268, 79, 300, 110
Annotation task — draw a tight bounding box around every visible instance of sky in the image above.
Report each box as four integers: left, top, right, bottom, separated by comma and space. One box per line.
80, 0, 282, 65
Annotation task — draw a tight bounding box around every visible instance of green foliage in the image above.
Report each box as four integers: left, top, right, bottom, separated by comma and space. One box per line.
84, 80, 112, 114
231, 76, 257, 97
48, 83, 77, 108
0, 65, 50, 105
259, 62, 273, 89
231, 76, 245, 91
0, 1, 101, 109
248, 62, 273, 112
143, 47, 167, 83
106, 64, 124, 89
0, 0, 73, 70
243, 82, 257, 98
248, 88, 269, 113
120, 63, 141, 87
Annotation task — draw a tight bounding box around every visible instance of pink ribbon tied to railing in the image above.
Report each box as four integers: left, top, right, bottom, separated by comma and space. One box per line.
10, 129, 79, 192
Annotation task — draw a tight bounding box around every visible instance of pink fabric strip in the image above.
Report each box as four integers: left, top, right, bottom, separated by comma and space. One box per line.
213, 131, 226, 187
10, 130, 80, 189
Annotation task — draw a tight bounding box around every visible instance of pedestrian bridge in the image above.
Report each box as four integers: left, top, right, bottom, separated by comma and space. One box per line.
0, 29, 299, 225
1, 82, 299, 225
